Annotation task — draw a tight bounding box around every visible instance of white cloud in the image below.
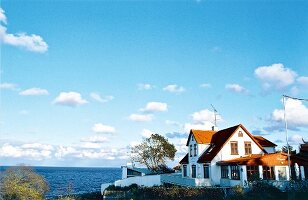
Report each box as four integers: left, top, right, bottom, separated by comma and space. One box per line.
297, 76, 308, 87
289, 134, 303, 145
290, 86, 299, 96
137, 83, 153, 90
0, 11, 47, 53
271, 98, 308, 127
182, 109, 222, 133
129, 114, 153, 122
141, 129, 155, 138
129, 141, 141, 147
92, 123, 115, 134
255, 63, 297, 90
0, 141, 129, 161
80, 142, 104, 149
0, 82, 17, 90
19, 87, 49, 96
0, 8, 7, 24
141, 102, 168, 113
21, 143, 54, 151
130, 114, 153, 122
0, 8, 48, 53
173, 138, 189, 155
163, 84, 185, 93
192, 109, 216, 124
165, 120, 181, 127
200, 83, 211, 88
0, 143, 53, 160
54, 146, 78, 159
90, 92, 114, 103
80, 135, 108, 143
53, 92, 88, 107
225, 83, 248, 94
184, 122, 214, 133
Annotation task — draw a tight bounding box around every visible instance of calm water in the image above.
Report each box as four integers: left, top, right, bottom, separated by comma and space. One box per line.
0, 166, 121, 198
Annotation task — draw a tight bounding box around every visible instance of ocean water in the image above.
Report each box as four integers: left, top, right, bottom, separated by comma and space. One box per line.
0, 166, 122, 199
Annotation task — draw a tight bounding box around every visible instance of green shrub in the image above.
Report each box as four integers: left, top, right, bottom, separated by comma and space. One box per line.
245, 181, 284, 200
0, 166, 49, 200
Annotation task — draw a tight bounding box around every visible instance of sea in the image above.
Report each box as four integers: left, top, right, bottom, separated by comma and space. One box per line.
0, 166, 122, 199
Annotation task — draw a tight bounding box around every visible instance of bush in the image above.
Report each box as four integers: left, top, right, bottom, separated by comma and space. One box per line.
104, 185, 225, 200
245, 181, 284, 200
0, 166, 49, 200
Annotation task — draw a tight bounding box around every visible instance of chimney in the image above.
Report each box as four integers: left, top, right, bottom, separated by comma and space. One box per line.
212, 126, 215, 131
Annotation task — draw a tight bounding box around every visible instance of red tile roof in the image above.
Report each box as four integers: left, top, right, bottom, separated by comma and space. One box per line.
217, 153, 288, 166
186, 130, 216, 146
197, 124, 267, 163
253, 136, 277, 147
217, 152, 308, 166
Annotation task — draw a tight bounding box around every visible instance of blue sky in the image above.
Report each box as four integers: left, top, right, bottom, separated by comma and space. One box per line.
0, 0, 308, 167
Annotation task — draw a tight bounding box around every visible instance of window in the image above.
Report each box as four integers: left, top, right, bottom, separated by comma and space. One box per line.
204, 165, 210, 178
192, 165, 196, 178
230, 141, 238, 155
238, 131, 243, 137
305, 166, 308, 180
277, 167, 287, 180
221, 166, 229, 178
127, 169, 142, 177
263, 166, 275, 180
291, 166, 301, 180
231, 165, 240, 180
246, 166, 259, 180
194, 144, 197, 156
245, 142, 252, 155
192, 136, 194, 141
190, 145, 192, 157
183, 165, 187, 177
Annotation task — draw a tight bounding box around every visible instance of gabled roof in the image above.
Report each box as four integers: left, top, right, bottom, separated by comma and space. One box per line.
179, 153, 188, 164
217, 152, 308, 166
253, 136, 277, 147
197, 124, 267, 163
217, 153, 288, 166
186, 130, 216, 146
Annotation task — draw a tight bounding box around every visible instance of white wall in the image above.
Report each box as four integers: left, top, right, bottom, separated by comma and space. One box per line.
186, 135, 211, 179
121, 166, 127, 179
115, 175, 161, 187
219, 127, 264, 160
210, 127, 265, 185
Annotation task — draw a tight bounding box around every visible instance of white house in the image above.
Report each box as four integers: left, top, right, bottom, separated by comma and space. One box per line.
180, 124, 308, 187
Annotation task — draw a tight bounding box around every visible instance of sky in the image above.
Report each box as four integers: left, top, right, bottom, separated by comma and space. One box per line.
0, 0, 308, 167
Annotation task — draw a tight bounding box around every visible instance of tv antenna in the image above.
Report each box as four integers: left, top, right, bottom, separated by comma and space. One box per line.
211, 104, 218, 127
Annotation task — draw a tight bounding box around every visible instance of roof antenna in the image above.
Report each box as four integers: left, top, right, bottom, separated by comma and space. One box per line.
211, 104, 218, 127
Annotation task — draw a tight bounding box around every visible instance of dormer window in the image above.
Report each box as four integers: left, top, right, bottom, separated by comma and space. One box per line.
194, 144, 197, 156
190, 145, 193, 157
238, 131, 243, 137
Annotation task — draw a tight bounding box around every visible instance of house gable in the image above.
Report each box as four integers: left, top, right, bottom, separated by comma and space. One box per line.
197, 124, 267, 163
